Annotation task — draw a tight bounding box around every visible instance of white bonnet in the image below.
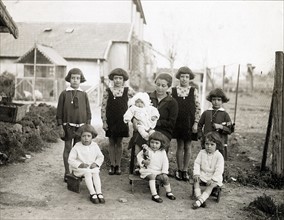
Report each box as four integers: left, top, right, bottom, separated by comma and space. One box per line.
128, 92, 151, 107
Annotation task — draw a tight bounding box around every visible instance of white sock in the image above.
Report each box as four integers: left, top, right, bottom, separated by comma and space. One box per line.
84, 172, 96, 195
199, 192, 210, 203
194, 188, 201, 198
195, 200, 202, 207
92, 173, 102, 194
149, 180, 157, 195
164, 184, 171, 193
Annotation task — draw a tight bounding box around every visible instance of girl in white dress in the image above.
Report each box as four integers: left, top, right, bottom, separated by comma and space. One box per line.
68, 124, 105, 204
137, 131, 176, 203
192, 131, 224, 209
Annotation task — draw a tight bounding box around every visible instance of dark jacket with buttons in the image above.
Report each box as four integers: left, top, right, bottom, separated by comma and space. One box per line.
148, 91, 178, 140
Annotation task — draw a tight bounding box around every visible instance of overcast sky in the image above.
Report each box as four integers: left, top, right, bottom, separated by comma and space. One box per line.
142, 1, 283, 74
3, 0, 283, 74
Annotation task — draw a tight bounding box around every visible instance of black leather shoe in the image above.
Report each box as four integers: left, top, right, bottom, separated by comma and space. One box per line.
64, 173, 68, 183
97, 193, 105, 204
108, 165, 115, 175
115, 165, 121, 175
175, 170, 182, 181
182, 171, 190, 181
90, 194, 99, 204
166, 192, 176, 200
201, 201, 206, 208
152, 195, 163, 203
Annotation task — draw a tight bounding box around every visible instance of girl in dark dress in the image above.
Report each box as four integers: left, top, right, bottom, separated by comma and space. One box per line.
172, 66, 201, 181
101, 68, 135, 175
56, 68, 92, 182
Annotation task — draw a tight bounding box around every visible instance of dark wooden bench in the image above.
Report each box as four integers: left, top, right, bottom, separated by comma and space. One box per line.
128, 174, 162, 194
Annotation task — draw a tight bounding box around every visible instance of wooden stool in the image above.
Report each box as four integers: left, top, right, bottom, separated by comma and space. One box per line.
128, 174, 161, 194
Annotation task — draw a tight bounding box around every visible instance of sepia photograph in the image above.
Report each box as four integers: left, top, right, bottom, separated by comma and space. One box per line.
0, 0, 283, 219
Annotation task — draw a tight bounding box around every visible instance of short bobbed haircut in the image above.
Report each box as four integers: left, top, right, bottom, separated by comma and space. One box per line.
148, 131, 168, 151
75, 124, 98, 139
206, 88, 229, 103
175, 66, 195, 80
155, 72, 172, 87
108, 68, 129, 81
65, 68, 86, 83
202, 131, 223, 152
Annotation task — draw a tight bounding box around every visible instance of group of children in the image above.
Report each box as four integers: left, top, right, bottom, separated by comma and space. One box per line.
56, 66, 233, 208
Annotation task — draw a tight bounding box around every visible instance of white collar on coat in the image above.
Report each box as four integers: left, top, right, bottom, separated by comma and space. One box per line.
208, 107, 225, 111
66, 86, 83, 91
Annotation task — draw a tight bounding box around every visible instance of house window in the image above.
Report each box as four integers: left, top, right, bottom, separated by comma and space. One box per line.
48, 67, 55, 77
24, 66, 55, 78
24, 66, 34, 77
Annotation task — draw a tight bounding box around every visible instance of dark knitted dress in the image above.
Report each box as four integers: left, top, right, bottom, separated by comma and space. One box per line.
105, 87, 129, 138
172, 87, 196, 141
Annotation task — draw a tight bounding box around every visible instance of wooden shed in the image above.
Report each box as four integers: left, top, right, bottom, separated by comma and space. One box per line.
15, 44, 67, 101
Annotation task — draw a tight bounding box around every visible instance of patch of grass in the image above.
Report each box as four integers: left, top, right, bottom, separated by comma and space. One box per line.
245, 194, 284, 219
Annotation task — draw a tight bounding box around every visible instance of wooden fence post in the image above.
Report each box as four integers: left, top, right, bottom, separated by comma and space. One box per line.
272, 51, 284, 177
261, 98, 273, 171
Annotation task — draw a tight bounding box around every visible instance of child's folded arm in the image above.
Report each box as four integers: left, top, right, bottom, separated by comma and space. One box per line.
161, 151, 169, 174
68, 149, 82, 168
193, 152, 202, 176
221, 122, 233, 134
212, 154, 224, 181
94, 149, 104, 167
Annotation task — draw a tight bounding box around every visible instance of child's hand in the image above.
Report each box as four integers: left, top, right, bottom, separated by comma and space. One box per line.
78, 163, 89, 168
102, 121, 108, 131
90, 163, 98, 169
213, 123, 223, 130
151, 116, 158, 121
142, 159, 150, 167
197, 132, 202, 140
207, 179, 217, 186
193, 175, 200, 182
192, 122, 198, 133
58, 125, 65, 138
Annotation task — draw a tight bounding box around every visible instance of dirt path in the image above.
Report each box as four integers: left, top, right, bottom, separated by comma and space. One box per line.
0, 104, 283, 219
0, 137, 283, 220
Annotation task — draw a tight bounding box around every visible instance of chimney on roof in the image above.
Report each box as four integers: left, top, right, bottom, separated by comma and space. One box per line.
43, 28, 52, 32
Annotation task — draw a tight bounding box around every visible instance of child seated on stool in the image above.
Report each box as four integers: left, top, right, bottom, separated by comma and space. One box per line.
192, 131, 224, 209
137, 131, 176, 203
68, 124, 105, 204
124, 92, 160, 141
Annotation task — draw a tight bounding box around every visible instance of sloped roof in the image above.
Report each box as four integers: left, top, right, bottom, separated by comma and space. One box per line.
0, 0, 18, 39
17, 44, 68, 66
0, 22, 132, 60
133, 0, 146, 24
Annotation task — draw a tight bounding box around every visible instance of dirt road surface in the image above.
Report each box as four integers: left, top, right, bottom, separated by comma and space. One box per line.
0, 137, 283, 220
1, 104, 283, 220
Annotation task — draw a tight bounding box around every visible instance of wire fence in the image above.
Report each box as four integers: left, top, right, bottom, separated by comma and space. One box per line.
205, 63, 273, 133
129, 36, 274, 148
